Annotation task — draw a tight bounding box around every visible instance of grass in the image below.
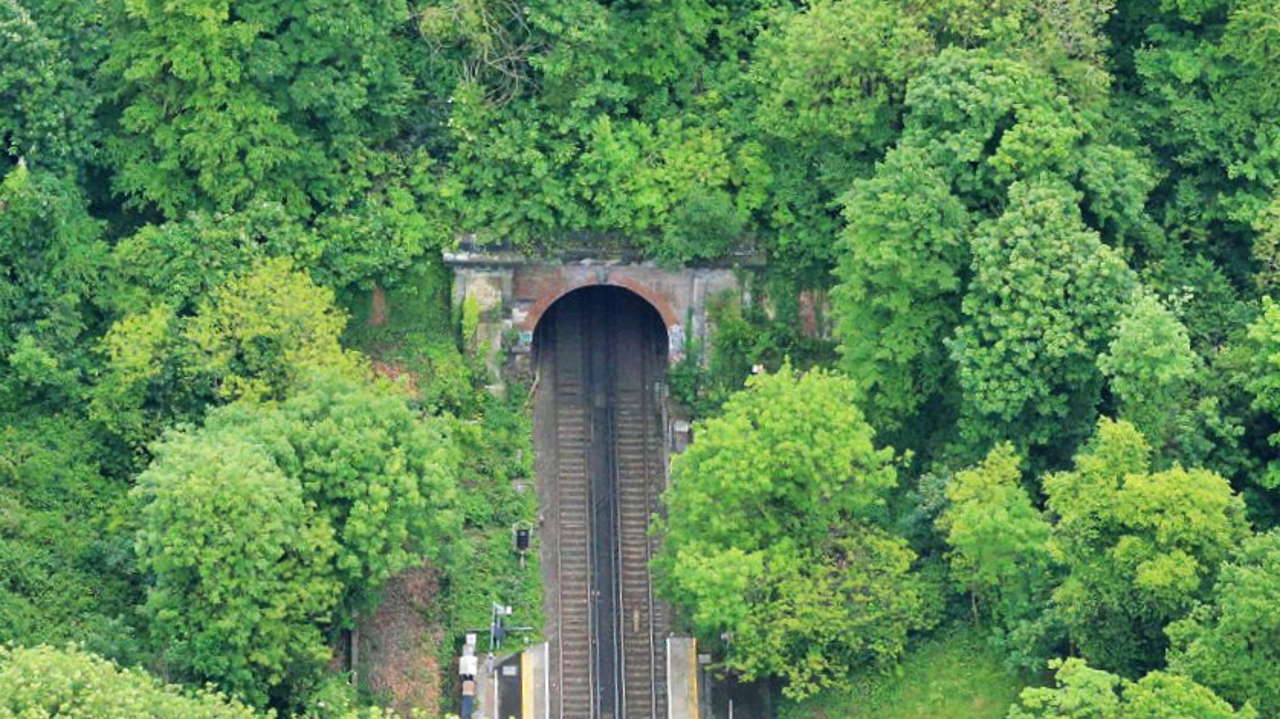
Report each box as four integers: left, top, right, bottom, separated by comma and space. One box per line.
780, 623, 1028, 719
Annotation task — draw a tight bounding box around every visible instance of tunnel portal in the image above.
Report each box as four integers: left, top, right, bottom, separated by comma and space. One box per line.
533, 285, 671, 719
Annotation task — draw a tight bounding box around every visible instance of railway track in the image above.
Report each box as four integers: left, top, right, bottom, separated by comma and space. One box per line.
614, 318, 667, 719
551, 301, 594, 719
542, 287, 669, 719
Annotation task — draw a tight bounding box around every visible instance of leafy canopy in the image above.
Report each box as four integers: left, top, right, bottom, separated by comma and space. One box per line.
0, 644, 263, 719
654, 367, 928, 698
1044, 419, 1250, 675
1007, 657, 1256, 719
134, 372, 460, 707
90, 257, 363, 447
134, 430, 340, 708
1167, 529, 1280, 715
0, 164, 107, 411
938, 443, 1058, 669
950, 179, 1134, 460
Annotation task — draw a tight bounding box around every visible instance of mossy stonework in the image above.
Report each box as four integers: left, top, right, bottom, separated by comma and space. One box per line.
442, 245, 753, 392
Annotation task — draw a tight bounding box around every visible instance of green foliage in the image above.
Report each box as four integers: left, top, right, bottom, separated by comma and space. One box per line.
1007, 657, 1255, 718
445, 87, 754, 264
1044, 419, 1251, 675
834, 145, 969, 433
108, 204, 315, 315
0, 645, 264, 719
134, 429, 340, 707
658, 367, 897, 551
9, 0, 1280, 707
752, 0, 931, 155
104, 0, 408, 214
338, 257, 539, 707
1244, 297, 1280, 489
0, 415, 140, 660
1253, 192, 1280, 292
1166, 529, 1280, 715
735, 530, 927, 700
101, 0, 451, 285
833, 45, 1154, 463
749, 0, 933, 276
655, 367, 929, 698
779, 623, 1027, 719
0, 164, 108, 410
1099, 290, 1242, 470
205, 373, 461, 615
1100, 293, 1196, 431
339, 257, 477, 415
1116, 0, 1280, 287
134, 372, 460, 707
88, 304, 190, 448
91, 258, 363, 446
668, 291, 835, 417
0, 0, 99, 174
182, 257, 363, 402
938, 444, 1059, 669
950, 180, 1134, 460
1099, 293, 1195, 450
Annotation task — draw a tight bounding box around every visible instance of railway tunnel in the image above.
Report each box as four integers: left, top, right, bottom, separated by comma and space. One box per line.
533, 285, 672, 719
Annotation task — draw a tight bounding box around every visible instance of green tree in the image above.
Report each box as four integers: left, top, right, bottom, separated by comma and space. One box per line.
1254, 191, 1280, 292
654, 367, 928, 698
0, 414, 139, 657
1166, 529, 1280, 715
749, 0, 933, 278
104, 0, 412, 216
949, 180, 1134, 460
726, 529, 923, 699
1099, 292, 1198, 446
135, 372, 459, 706
752, 0, 930, 153
1008, 657, 1256, 719
434, 0, 775, 267
181, 257, 363, 402
1244, 297, 1280, 489
108, 203, 316, 316
833, 145, 970, 434
0, 0, 101, 173
938, 443, 1059, 669
134, 429, 340, 707
0, 645, 264, 719
655, 367, 897, 551
0, 644, 402, 718
1097, 290, 1242, 469
0, 164, 108, 411
831, 46, 1154, 462
101, 0, 447, 285
1044, 418, 1251, 675
90, 257, 363, 446
205, 372, 462, 614
1110, 0, 1280, 299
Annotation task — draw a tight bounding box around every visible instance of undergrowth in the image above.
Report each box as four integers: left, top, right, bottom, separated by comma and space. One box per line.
780, 622, 1029, 719
670, 284, 836, 418
340, 256, 542, 713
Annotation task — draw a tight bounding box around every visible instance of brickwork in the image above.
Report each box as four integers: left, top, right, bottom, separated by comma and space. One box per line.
443, 249, 748, 384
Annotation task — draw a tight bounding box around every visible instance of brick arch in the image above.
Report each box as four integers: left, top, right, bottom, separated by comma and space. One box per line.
522, 275, 680, 336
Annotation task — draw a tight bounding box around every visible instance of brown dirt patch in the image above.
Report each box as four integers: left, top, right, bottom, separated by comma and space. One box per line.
370, 359, 420, 396
360, 565, 443, 717
370, 286, 390, 326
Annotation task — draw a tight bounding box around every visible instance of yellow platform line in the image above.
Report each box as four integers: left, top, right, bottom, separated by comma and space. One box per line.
521, 650, 534, 719
690, 639, 700, 719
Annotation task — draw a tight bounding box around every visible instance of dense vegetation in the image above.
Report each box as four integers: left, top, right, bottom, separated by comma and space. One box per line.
3, 0, 1280, 714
